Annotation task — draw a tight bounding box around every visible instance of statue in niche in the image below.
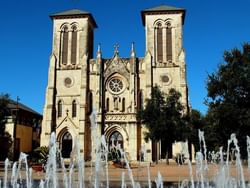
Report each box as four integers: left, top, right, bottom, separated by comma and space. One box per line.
114, 97, 119, 111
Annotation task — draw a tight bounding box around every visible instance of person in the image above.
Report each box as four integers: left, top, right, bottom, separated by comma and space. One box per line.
140, 144, 146, 162
166, 151, 169, 165
140, 150, 144, 161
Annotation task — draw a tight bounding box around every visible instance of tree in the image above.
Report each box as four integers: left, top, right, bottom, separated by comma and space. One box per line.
138, 86, 166, 142
187, 109, 206, 151
138, 86, 188, 158
0, 93, 10, 136
206, 43, 250, 158
0, 93, 12, 160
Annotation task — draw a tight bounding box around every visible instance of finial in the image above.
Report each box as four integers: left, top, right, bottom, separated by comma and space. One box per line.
131, 42, 135, 57
97, 43, 101, 53
114, 43, 119, 54
131, 42, 134, 52
97, 43, 102, 59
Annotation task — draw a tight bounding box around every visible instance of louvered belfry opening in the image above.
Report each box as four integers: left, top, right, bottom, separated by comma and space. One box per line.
166, 27, 172, 62
156, 25, 163, 62
62, 26, 68, 65
71, 26, 77, 65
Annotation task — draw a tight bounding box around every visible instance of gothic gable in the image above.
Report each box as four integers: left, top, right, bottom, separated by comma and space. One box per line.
104, 54, 130, 82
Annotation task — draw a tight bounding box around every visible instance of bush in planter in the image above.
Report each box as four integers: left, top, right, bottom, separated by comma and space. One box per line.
0, 132, 13, 161
108, 147, 121, 163
108, 147, 128, 168
29, 146, 49, 171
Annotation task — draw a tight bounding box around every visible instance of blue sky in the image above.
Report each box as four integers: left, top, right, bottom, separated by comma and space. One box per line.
0, 0, 249, 115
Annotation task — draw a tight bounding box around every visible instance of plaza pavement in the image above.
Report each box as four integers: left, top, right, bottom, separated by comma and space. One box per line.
1, 160, 250, 185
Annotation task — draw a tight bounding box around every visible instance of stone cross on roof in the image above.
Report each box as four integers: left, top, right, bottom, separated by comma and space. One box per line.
114, 43, 119, 54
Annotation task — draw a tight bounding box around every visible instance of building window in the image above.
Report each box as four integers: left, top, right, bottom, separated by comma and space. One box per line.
156, 23, 163, 62
72, 100, 77, 117
109, 78, 123, 93
106, 98, 109, 112
71, 26, 77, 65
58, 100, 62, 117
122, 98, 125, 112
62, 26, 69, 65
166, 25, 172, 62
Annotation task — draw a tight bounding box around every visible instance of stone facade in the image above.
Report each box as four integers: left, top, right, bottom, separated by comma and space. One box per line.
41, 6, 188, 162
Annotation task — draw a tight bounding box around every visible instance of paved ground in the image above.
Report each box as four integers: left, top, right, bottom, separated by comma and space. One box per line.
1, 160, 250, 185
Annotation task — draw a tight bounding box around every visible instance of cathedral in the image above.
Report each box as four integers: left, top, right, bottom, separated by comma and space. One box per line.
41, 5, 189, 162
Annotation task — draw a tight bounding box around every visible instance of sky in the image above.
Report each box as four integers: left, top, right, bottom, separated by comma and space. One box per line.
0, 0, 250, 115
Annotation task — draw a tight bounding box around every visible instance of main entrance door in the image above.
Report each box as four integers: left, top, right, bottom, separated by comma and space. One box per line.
61, 132, 72, 158
109, 131, 123, 149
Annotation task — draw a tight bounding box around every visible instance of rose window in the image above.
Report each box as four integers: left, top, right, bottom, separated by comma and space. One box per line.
109, 78, 123, 93
64, 77, 73, 87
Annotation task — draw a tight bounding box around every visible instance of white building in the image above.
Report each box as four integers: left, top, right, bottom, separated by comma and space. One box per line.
41, 5, 189, 162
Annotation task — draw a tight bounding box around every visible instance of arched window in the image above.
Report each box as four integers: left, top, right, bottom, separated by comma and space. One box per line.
58, 100, 62, 117
72, 100, 77, 117
62, 26, 69, 65
166, 22, 172, 62
106, 98, 109, 112
122, 98, 125, 112
156, 22, 163, 62
71, 25, 77, 65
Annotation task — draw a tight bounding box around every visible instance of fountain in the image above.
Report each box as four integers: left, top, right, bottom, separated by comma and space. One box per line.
1, 127, 250, 187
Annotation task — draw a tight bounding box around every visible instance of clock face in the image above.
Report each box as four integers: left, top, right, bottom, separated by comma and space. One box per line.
109, 78, 124, 94
64, 77, 73, 88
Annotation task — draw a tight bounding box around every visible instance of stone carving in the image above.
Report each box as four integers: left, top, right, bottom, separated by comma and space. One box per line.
105, 114, 136, 122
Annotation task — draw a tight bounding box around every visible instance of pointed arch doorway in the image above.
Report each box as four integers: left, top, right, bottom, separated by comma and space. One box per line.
109, 131, 124, 149
61, 132, 72, 158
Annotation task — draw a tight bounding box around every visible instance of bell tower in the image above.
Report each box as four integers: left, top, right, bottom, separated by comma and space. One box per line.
141, 5, 188, 110
41, 9, 97, 159
50, 9, 97, 65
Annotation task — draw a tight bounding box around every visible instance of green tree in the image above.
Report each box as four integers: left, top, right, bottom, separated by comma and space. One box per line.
138, 86, 166, 142
138, 86, 188, 158
203, 108, 221, 152
206, 43, 250, 158
0, 93, 10, 136
187, 109, 206, 152
0, 93, 12, 160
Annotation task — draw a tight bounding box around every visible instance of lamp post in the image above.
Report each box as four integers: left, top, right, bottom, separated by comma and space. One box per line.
13, 96, 20, 161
